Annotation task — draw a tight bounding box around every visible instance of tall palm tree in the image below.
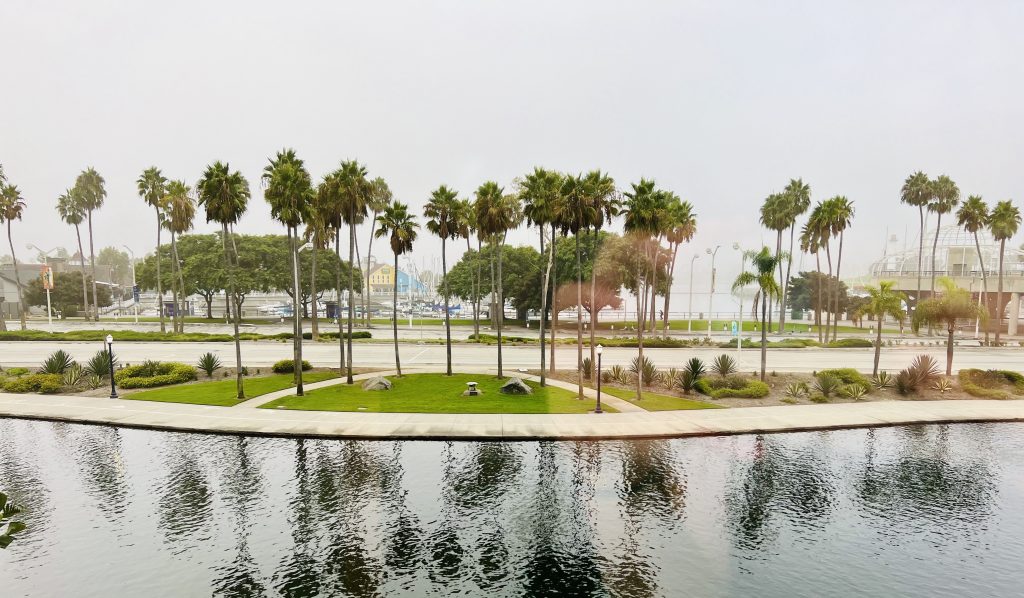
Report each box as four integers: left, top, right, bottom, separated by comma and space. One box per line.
822, 196, 854, 342
662, 198, 696, 338
519, 167, 563, 387
799, 220, 824, 341
913, 277, 987, 375
338, 160, 370, 383
137, 167, 168, 332
779, 178, 811, 333
424, 185, 464, 376
622, 179, 667, 401
75, 167, 106, 322
956, 195, 990, 343
197, 161, 250, 399
262, 149, 313, 396
559, 174, 597, 397
900, 171, 933, 313
474, 182, 520, 378
315, 166, 346, 376
0, 183, 27, 329
165, 180, 196, 333
732, 247, 782, 381
303, 183, 334, 342
457, 198, 482, 340
989, 200, 1021, 345
375, 201, 418, 375
927, 175, 960, 295
362, 178, 392, 328
584, 170, 618, 374
759, 192, 789, 331
864, 281, 906, 376
57, 188, 90, 323
806, 202, 832, 341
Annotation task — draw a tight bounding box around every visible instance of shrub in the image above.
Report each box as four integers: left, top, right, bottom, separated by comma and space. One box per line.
272, 359, 313, 374
304, 331, 372, 340
826, 338, 874, 348
696, 376, 769, 398
818, 368, 871, 393
629, 356, 658, 387
683, 357, 706, 381
600, 370, 613, 383
710, 354, 738, 378
609, 364, 628, 384
4, 373, 63, 394
40, 350, 75, 375
841, 384, 868, 400
958, 369, 1024, 400
63, 363, 85, 389
895, 355, 941, 395
813, 374, 842, 398
785, 382, 808, 399
114, 362, 197, 389
85, 350, 117, 378
197, 352, 222, 378
810, 394, 829, 404
932, 378, 954, 393
86, 374, 103, 389
872, 371, 894, 390
582, 357, 593, 380
675, 370, 698, 394
5, 367, 29, 377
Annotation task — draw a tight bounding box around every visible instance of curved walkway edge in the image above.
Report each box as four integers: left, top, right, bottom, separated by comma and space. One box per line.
1, 393, 1022, 440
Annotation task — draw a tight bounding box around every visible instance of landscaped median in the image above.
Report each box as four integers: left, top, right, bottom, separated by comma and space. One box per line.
259, 373, 614, 414
598, 386, 722, 411
124, 371, 339, 406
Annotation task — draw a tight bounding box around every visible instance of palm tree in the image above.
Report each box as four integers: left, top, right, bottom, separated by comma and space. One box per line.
584, 170, 618, 374
864, 281, 906, 376
732, 247, 782, 381
559, 174, 597, 398
137, 167, 168, 332
927, 175, 960, 295
315, 166, 346, 375
197, 161, 250, 399
75, 167, 107, 322
900, 171, 933, 313
262, 149, 314, 396
375, 201, 418, 375
989, 200, 1022, 345
474, 181, 520, 379
622, 179, 668, 401
165, 180, 196, 333
822, 196, 854, 342
338, 160, 370, 383
662, 197, 696, 338
0, 183, 27, 329
759, 192, 789, 331
362, 178, 392, 328
779, 178, 811, 333
456, 198, 482, 340
424, 185, 464, 376
519, 167, 563, 387
806, 202, 833, 341
303, 183, 334, 342
956, 195, 991, 343
57, 188, 90, 323
913, 277, 987, 375
799, 221, 824, 341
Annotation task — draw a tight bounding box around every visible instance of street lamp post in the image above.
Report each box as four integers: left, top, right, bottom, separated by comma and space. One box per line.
688, 255, 699, 334
123, 245, 138, 324
706, 245, 720, 339
105, 334, 118, 399
595, 344, 604, 414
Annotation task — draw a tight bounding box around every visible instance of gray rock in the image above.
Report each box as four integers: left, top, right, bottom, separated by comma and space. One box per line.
499, 377, 532, 395
361, 376, 392, 391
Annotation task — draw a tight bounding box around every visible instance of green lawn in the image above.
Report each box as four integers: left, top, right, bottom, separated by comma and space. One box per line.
600, 386, 723, 411
124, 372, 339, 406
260, 373, 614, 414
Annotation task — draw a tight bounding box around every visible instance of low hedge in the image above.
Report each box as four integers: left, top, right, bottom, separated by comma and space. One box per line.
825, 338, 874, 348
958, 369, 1024, 400
818, 368, 872, 393
3, 373, 63, 394
303, 331, 372, 340
114, 362, 197, 388
695, 376, 771, 398
272, 359, 313, 374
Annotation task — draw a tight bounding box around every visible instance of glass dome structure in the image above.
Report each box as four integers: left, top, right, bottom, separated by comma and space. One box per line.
869, 224, 1024, 279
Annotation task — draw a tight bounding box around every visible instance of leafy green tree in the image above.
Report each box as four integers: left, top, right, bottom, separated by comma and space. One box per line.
376, 201, 418, 375
442, 244, 542, 319
733, 247, 783, 381
137, 167, 168, 332
475, 182, 521, 378
197, 161, 250, 399
263, 148, 314, 395
913, 277, 987, 375
96, 247, 131, 287
928, 175, 960, 295
0, 181, 27, 329
57, 188, 90, 323
165, 181, 196, 333
25, 271, 112, 317
75, 167, 106, 322
424, 185, 464, 376
989, 200, 1022, 345
956, 195, 991, 343
864, 281, 906, 375
786, 271, 849, 321
900, 171, 933, 310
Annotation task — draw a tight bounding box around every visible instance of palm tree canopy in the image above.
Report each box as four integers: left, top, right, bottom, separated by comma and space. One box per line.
519, 167, 564, 228
474, 181, 520, 238
165, 180, 196, 235
900, 171, 932, 209
338, 160, 371, 226
956, 195, 989, 234
665, 196, 697, 245
75, 167, 107, 211
0, 184, 26, 223
622, 179, 669, 237
821, 195, 854, 236
262, 148, 313, 228
732, 246, 782, 299
57, 188, 86, 226
376, 201, 419, 256
424, 185, 463, 241
759, 192, 789, 232
558, 174, 598, 236
912, 277, 986, 332
865, 280, 906, 322
583, 169, 618, 231
137, 167, 167, 209
989, 200, 1021, 241
798, 221, 821, 254
805, 201, 832, 245
197, 161, 250, 226
784, 178, 812, 219
929, 175, 960, 216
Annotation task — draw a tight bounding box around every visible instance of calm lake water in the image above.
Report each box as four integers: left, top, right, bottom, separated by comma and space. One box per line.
0, 419, 1021, 597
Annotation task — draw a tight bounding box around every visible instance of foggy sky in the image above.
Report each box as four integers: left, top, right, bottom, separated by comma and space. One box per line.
2, 0, 1022, 298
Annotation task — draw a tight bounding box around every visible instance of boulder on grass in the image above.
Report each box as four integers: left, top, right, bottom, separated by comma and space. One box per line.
500, 377, 532, 395
362, 376, 392, 391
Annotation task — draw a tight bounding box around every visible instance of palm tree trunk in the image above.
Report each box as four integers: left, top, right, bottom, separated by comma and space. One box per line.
155, 207, 165, 332
662, 243, 678, 339
824, 242, 833, 343
392, 250, 401, 375
171, 230, 184, 333
289, 227, 304, 396
87, 210, 99, 322
538, 228, 548, 386
832, 231, 845, 342
6, 221, 25, 330
915, 206, 924, 324
347, 213, 356, 383
589, 232, 599, 381
635, 238, 645, 401
930, 213, 942, 296
335, 230, 345, 379
222, 223, 244, 399
549, 225, 557, 373
310, 234, 319, 342
649, 241, 658, 333
441, 237, 452, 376
945, 325, 954, 376
364, 211, 379, 328
780, 227, 794, 333
75, 224, 88, 321
995, 240, 1005, 345
815, 251, 823, 343
873, 314, 883, 376
575, 234, 583, 398
475, 238, 483, 340
973, 232, 990, 344
496, 236, 505, 378
772, 229, 782, 332
760, 287, 768, 381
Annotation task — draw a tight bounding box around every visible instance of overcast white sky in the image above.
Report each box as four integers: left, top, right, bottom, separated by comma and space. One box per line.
2, 0, 1022, 303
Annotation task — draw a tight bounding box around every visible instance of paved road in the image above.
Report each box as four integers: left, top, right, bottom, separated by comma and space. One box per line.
4, 340, 1022, 373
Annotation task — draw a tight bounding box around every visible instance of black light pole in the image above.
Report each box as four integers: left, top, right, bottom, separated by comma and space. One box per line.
106, 334, 118, 399
595, 343, 604, 414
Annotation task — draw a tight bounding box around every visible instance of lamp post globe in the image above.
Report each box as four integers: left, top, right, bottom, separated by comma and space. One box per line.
594, 344, 604, 414
105, 334, 118, 399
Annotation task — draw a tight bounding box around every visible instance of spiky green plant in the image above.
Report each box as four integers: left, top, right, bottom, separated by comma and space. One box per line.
40, 350, 75, 375
84, 350, 116, 379
932, 377, 954, 393
841, 384, 868, 400
609, 364, 628, 384
197, 352, 222, 378
813, 373, 842, 398
710, 354, 738, 378
684, 357, 706, 381
871, 371, 894, 390
582, 357, 593, 380
629, 355, 658, 387
785, 382, 808, 399
62, 363, 85, 388
675, 370, 698, 394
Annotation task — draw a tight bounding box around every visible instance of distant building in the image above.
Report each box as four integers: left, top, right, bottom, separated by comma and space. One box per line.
367, 264, 429, 295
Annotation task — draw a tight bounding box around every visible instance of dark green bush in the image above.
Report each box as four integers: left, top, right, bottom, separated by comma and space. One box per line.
826, 338, 874, 348
85, 350, 117, 379
695, 376, 769, 398
958, 369, 1024, 400
5, 367, 29, 377
304, 331, 372, 340
114, 362, 197, 388
4, 373, 63, 394
272, 359, 313, 374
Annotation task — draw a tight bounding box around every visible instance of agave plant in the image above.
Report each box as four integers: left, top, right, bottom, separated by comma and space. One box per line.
86, 374, 103, 390
785, 382, 808, 399
85, 350, 117, 379
932, 377, 954, 393
609, 364, 628, 384
675, 370, 698, 394
683, 357, 706, 381
629, 355, 659, 387
813, 373, 842, 398
40, 350, 75, 375
871, 371, 894, 390
582, 357, 593, 380
62, 363, 85, 389
841, 383, 868, 400
710, 354, 738, 378
197, 352, 222, 378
